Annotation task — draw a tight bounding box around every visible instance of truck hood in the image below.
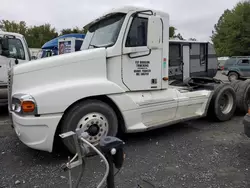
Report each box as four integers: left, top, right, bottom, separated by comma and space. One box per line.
11, 47, 125, 115
13, 48, 106, 75
0, 55, 11, 67
12, 47, 109, 97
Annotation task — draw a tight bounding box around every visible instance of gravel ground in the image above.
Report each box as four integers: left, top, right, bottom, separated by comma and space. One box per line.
1, 71, 250, 188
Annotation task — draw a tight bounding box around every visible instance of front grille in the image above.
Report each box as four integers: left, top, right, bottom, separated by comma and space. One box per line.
7, 68, 13, 110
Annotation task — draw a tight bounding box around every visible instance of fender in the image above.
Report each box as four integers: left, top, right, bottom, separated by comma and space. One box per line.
228, 67, 242, 76
26, 78, 126, 114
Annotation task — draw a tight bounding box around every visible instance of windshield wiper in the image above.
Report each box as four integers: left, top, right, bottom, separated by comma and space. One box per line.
89, 44, 99, 48
89, 42, 114, 49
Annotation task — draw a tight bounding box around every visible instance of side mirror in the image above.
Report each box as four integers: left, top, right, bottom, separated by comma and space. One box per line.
147, 15, 163, 49
0, 37, 9, 57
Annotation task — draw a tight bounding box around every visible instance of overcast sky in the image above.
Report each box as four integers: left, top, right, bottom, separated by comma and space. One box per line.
0, 0, 240, 41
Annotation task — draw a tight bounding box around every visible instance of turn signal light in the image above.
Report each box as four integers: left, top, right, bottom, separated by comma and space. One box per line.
21, 101, 35, 113
163, 77, 169, 81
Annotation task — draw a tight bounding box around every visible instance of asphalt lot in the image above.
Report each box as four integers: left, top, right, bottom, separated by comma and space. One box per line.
1, 72, 250, 188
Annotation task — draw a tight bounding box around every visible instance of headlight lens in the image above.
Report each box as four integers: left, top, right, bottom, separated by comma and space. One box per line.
11, 94, 37, 115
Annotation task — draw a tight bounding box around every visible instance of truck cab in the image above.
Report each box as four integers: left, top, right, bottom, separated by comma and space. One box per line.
7, 6, 237, 154
0, 31, 31, 105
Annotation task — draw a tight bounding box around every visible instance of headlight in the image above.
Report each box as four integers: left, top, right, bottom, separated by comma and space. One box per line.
11, 94, 37, 115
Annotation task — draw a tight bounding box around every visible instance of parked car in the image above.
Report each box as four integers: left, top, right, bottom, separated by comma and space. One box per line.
222, 56, 250, 81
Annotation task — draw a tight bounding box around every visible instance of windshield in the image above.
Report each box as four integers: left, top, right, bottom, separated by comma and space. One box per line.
9, 38, 25, 60
0, 37, 26, 60
87, 13, 126, 48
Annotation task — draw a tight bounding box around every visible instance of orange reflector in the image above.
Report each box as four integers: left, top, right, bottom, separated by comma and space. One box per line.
248, 108, 250, 115
162, 77, 168, 81
21, 101, 35, 113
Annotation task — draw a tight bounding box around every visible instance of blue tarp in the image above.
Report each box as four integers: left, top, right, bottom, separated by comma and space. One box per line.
41, 33, 85, 49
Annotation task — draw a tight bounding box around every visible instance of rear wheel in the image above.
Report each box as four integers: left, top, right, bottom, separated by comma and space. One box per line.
60, 99, 118, 155
208, 83, 236, 121
228, 72, 239, 82
230, 80, 241, 91
235, 80, 250, 113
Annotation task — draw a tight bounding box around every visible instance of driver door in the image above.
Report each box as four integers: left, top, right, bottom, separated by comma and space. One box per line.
121, 14, 163, 91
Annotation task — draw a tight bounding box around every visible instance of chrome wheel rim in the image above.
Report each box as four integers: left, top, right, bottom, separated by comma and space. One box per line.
77, 112, 109, 145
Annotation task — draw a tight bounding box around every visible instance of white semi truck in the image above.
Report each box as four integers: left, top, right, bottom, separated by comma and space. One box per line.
4, 6, 250, 154
0, 31, 31, 106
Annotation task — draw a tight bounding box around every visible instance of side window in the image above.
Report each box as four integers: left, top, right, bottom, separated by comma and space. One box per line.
125, 16, 148, 47
190, 43, 199, 55
200, 43, 206, 65
169, 43, 181, 67
0, 38, 2, 55
239, 59, 250, 65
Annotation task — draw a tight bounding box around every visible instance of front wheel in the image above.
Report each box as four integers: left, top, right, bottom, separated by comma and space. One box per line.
228, 72, 239, 82
60, 100, 118, 155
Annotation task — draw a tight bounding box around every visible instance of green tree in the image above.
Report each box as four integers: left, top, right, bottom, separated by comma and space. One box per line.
60, 26, 88, 35
26, 24, 58, 48
212, 1, 250, 56
0, 20, 58, 48
169, 26, 176, 38
82, 26, 88, 34
169, 26, 184, 40
60, 28, 73, 35
0, 20, 27, 35
60, 27, 83, 35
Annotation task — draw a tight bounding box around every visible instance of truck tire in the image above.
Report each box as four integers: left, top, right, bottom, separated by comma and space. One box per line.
230, 80, 241, 91
60, 99, 118, 155
208, 83, 236, 121
228, 72, 239, 82
235, 80, 250, 113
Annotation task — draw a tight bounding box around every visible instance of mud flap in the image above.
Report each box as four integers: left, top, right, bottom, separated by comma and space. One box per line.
243, 113, 250, 138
